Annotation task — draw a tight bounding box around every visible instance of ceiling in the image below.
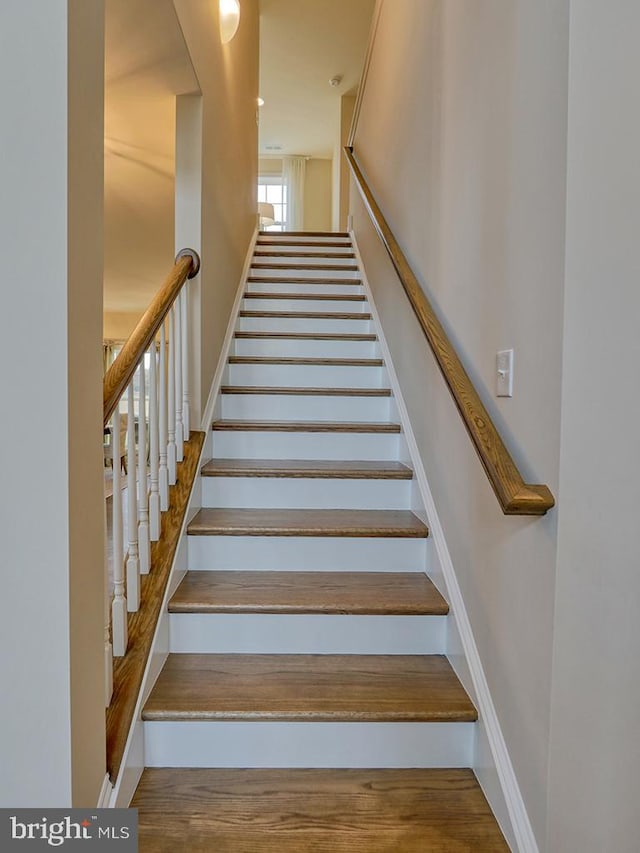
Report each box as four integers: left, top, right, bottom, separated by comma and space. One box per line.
258, 0, 375, 159
104, 0, 198, 314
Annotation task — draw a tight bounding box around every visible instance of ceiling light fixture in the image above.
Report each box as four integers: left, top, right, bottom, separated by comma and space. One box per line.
257, 97, 265, 107
220, 0, 240, 44
329, 75, 343, 88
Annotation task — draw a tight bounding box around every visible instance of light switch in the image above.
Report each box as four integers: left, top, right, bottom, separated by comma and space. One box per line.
496, 349, 514, 397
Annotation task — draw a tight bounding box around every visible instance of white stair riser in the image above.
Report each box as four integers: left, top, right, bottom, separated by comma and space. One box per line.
187, 534, 427, 572
212, 430, 399, 461
243, 297, 368, 313
247, 282, 363, 295
143, 721, 474, 768
227, 364, 385, 388
255, 244, 354, 254
201, 475, 411, 510
220, 393, 391, 422
233, 338, 379, 359
248, 267, 360, 280
238, 316, 372, 334
169, 613, 445, 654
252, 256, 357, 268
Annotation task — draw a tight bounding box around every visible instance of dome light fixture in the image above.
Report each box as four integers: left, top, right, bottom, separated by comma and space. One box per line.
220, 0, 240, 44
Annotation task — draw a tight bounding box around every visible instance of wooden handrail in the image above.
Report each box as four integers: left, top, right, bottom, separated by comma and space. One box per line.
103, 249, 200, 426
344, 147, 554, 516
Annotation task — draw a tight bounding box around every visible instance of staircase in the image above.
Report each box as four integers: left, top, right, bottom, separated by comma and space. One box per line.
131, 232, 509, 851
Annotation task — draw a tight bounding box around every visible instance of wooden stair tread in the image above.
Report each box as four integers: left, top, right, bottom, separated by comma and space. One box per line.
228, 356, 383, 366
200, 458, 412, 479
142, 654, 474, 722
244, 291, 366, 301
254, 251, 356, 259
248, 276, 361, 285
169, 571, 447, 615
234, 331, 377, 341
251, 263, 360, 271
260, 230, 350, 237
239, 311, 371, 320
132, 768, 508, 852
211, 419, 401, 433
220, 386, 391, 397
187, 508, 428, 538
257, 240, 353, 248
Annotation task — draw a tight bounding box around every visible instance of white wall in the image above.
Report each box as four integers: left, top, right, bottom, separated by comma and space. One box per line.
0, 0, 105, 806
173, 0, 259, 421
547, 3, 640, 851
351, 0, 569, 844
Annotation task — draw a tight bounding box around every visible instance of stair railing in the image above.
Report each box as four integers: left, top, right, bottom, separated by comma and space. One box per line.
344, 147, 554, 516
102, 248, 200, 704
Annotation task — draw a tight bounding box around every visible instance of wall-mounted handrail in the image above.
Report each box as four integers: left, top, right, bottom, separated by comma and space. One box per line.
103, 249, 200, 425
344, 147, 554, 516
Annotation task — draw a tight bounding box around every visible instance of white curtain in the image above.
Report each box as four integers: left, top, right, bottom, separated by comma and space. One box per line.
283, 156, 306, 231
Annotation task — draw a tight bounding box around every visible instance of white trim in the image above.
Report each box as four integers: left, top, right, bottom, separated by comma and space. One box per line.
351, 231, 536, 853
200, 227, 259, 432
97, 773, 113, 808
348, 0, 384, 148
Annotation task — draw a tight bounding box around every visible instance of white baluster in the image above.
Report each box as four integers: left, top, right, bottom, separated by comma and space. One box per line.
159, 322, 169, 510
149, 341, 160, 540
111, 407, 127, 656
167, 309, 177, 486
104, 496, 113, 706
126, 383, 140, 611
181, 288, 190, 442
138, 360, 150, 575
174, 298, 184, 461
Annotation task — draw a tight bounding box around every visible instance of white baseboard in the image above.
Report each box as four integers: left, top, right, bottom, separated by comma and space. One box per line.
200, 227, 259, 433
351, 231, 536, 853
97, 773, 113, 808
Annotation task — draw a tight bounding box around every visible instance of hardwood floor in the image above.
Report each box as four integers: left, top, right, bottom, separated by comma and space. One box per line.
132, 768, 510, 852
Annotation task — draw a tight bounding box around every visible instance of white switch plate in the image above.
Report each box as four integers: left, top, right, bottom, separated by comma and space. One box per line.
496, 349, 514, 397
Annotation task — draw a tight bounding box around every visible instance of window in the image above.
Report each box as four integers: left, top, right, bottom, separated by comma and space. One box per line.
258, 176, 287, 231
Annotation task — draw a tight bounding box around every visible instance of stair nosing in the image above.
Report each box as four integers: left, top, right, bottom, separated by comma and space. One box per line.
227, 357, 383, 366
244, 292, 366, 301
234, 332, 377, 341
251, 264, 360, 271
211, 419, 401, 433
187, 508, 428, 538
220, 385, 391, 396
142, 653, 475, 723
247, 277, 362, 285
239, 311, 371, 320
169, 571, 448, 616
259, 231, 350, 237
200, 458, 412, 480
253, 252, 356, 259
